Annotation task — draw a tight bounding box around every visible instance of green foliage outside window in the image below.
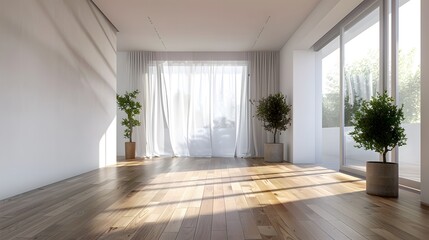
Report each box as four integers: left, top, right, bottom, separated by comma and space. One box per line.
322, 94, 363, 128
398, 49, 420, 123
322, 48, 420, 128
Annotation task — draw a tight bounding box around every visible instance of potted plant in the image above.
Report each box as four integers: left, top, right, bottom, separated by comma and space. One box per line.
350, 91, 406, 197
253, 92, 292, 162
117, 90, 142, 160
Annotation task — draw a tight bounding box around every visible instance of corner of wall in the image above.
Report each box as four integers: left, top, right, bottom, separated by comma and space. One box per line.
292, 50, 317, 164
280, 47, 294, 162
278, 0, 362, 165
0, 0, 117, 200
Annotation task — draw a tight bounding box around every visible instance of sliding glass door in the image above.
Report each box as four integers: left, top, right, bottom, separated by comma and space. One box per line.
319, 37, 341, 170
397, 0, 421, 182
343, 6, 381, 170
316, 0, 421, 187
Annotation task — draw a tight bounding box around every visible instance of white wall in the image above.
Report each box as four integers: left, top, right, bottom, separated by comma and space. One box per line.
292, 51, 316, 163
421, 0, 429, 204
0, 0, 117, 200
279, 0, 362, 163
116, 52, 129, 157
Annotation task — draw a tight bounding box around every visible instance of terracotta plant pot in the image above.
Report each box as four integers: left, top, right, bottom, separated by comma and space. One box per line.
366, 161, 398, 197
125, 142, 136, 160
264, 143, 284, 163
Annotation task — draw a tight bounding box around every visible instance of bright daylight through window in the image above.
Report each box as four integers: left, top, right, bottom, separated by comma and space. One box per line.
144, 61, 250, 157
398, 0, 421, 182
318, 0, 421, 183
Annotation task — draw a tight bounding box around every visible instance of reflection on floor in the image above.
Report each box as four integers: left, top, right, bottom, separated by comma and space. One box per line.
1, 157, 428, 239
320, 156, 421, 182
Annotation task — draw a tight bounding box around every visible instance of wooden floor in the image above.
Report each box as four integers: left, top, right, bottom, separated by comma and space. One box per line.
1, 158, 429, 240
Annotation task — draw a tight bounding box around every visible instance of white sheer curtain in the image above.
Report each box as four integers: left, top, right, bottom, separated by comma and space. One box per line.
248, 52, 280, 156
125, 51, 279, 158
128, 52, 251, 157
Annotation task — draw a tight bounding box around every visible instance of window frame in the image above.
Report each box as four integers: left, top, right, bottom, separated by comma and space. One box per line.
316, 0, 421, 189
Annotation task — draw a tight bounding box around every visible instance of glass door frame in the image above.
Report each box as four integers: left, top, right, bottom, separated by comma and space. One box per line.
339, 0, 383, 176
338, 0, 420, 190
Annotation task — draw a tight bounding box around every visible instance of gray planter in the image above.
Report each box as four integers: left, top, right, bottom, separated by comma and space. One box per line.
366, 161, 398, 197
264, 143, 284, 163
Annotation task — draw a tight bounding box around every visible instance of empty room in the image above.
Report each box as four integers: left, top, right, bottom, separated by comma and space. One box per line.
1, 0, 429, 239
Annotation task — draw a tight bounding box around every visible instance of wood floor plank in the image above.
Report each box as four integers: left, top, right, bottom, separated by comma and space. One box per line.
212, 230, 228, 240
1, 157, 428, 240
163, 208, 187, 233
176, 227, 195, 240
194, 183, 214, 240
180, 207, 200, 229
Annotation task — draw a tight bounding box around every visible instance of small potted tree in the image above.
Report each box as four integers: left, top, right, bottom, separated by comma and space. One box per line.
253, 92, 292, 162
117, 90, 142, 160
350, 92, 406, 197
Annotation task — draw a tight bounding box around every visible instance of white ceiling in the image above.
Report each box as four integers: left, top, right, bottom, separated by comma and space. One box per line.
93, 0, 322, 52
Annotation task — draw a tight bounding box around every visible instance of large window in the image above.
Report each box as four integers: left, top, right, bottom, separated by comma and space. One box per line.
146, 61, 249, 157
161, 62, 247, 157
319, 37, 340, 170
398, 0, 421, 181
316, 0, 421, 186
343, 6, 381, 169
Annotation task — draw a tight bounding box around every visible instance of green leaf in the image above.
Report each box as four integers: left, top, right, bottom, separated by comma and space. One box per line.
251, 92, 292, 143
349, 91, 407, 162
117, 90, 143, 142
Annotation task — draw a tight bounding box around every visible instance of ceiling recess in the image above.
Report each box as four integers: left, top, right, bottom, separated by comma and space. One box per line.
92, 0, 322, 51
252, 16, 271, 49
147, 16, 167, 50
